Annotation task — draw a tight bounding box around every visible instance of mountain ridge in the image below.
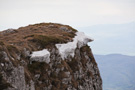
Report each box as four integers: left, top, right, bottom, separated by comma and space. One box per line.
0, 23, 102, 90
94, 54, 135, 90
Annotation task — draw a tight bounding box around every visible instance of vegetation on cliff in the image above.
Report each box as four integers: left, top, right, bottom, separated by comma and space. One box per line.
0, 23, 102, 90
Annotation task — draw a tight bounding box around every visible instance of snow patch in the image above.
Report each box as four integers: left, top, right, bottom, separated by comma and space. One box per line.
56, 32, 93, 59
1, 63, 4, 66
30, 49, 50, 63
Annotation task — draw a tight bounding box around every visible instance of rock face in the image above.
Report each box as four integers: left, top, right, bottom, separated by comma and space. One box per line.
0, 23, 102, 90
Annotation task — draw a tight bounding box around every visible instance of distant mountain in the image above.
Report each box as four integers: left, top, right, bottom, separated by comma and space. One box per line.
94, 54, 135, 90
76, 22, 135, 56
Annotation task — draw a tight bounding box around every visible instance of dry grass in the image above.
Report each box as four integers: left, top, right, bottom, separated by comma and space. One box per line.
6, 45, 19, 53
0, 23, 76, 51
32, 35, 66, 48
58, 71, 68, 79
28, 61, 49, 74
67, 59, 79, 72
0, 41, 4, 45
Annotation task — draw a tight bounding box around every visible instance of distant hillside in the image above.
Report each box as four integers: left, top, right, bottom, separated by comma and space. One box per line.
94, 54, 135, 90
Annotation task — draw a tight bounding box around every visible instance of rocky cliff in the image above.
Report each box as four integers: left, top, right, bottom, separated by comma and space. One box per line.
0, 23, 102, 90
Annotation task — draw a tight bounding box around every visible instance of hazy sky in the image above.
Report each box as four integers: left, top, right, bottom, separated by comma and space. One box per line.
0, 0, 135, 55
0, 0, 135, 30
77, 22, 135, 56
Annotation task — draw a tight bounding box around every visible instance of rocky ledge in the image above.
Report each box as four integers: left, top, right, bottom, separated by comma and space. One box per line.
0, 23, 102, 90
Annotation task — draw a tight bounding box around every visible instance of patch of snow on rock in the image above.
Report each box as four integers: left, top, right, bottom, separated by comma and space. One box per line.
1, 63, 4, 66
56, 32, 93, 59
30, 49, 50, 63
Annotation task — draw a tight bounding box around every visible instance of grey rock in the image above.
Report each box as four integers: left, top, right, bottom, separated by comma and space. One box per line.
1, 29, 16, 35
0, 51, 10, 61
1, 45, 102, 90
59, 26, 72, 32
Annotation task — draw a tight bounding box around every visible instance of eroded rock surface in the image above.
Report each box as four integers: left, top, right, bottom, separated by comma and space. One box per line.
0, 23, 102, 90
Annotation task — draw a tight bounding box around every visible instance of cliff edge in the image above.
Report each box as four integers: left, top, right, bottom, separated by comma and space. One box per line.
0, 23, 102, 90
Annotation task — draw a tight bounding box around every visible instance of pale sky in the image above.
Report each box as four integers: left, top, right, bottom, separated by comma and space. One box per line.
0, 0, 135, 30
0, 0, 135, 55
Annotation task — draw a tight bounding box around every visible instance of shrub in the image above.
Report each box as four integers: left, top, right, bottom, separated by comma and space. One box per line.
58, 71, 68, 79
67, 59, 79, 72
51, 79, 60, 87
50, 72, 57, 78
0, 41, 4, 45
23, 35, 34, 39
87, 70, 94, 78
80, 45, 90, 52
33, 35, 66, 48
6, 45, 19, 53
28, 61, 49, 74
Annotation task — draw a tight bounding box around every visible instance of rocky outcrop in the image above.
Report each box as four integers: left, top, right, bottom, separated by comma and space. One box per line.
0, 23, 102, 90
